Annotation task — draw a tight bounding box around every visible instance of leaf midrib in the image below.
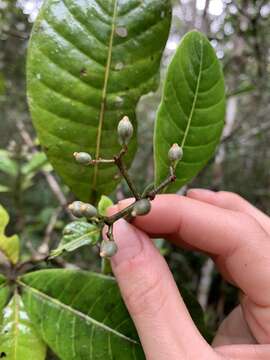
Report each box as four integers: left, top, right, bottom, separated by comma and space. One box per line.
12, 292, 19, 360
180, 40, 203, 148
19, 281, 139, 345
93, 0, 118, 192
61, 228, 100, 251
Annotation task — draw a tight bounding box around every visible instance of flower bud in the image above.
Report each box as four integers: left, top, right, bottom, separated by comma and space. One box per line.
80, 203, 98, 218
100, 240, 118, 258
73, 152, 92, 165
131, 199, 151, 217
168, 143, 183, 162
68, 201, 84, 218
117, 116, 133, 145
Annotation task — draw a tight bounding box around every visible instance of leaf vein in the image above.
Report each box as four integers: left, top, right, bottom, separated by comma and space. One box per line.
20, 282, 139, 344
62, 0, 109, 47
43, 19, 106, 69
93, 0, 119, 191
180, 37, 204, 148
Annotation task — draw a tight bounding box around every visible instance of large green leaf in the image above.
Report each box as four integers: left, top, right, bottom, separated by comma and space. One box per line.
20, 269, 145, 360
0, 205, 20, 264
27, 0, 172, 203
154, 31, 225, 190
0, 292, 46, 360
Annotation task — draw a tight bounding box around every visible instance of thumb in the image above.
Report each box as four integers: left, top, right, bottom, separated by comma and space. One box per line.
109, 219, 213, 360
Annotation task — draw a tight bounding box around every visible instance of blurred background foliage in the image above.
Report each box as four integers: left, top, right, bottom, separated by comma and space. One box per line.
0, 0, 269, 347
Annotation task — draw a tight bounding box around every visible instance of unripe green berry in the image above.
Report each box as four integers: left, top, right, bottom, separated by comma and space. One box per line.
81, 203, 98, 218
132, 199, 151, 217
117, 116, 133, 145
68, 201, 84, 217
73, 152, 92, 165
100, 240, 118, 258
168, 143, 183, 162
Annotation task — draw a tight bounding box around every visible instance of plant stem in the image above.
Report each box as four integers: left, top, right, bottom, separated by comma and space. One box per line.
104, 201, 136, 225
104, 167, 176, 225
101, 258, 113, 275
146, 166, 176, 199
90, 159, 115, 164
114, 150, 141, 200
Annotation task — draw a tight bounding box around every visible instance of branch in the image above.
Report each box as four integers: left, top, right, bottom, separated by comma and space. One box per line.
38, 207, 62, 255
16, 121, 71, 215
1, 29, 29, 40
114, 147, 141, 200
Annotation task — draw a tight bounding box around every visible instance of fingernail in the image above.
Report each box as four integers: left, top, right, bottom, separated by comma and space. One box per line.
106, 204, 119, 216
110, 219, 143, 267
107, 199, 134, 216
118, 198, 134, 206
187, 188, 216, 196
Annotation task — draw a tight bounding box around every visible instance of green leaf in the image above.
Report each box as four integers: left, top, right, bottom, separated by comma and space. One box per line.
21, 152, 48, 175
0, 275, 9, 315
0, 150, 18, 177
49, 221, 100, 258
0, 292, 46, 360
0, 205, 20, 264
27, 0, 172, 202
98, 195, 113, 216
20, 269, 145, 360
154, 31, 225, 191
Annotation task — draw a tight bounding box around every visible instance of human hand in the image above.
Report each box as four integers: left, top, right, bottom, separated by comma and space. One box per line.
106, 190, 270, 360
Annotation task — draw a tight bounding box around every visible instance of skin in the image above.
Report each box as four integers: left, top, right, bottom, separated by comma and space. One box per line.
105, 189, 270, 360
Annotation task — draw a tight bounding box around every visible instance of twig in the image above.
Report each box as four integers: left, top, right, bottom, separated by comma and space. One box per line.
104, 201, 136, 226
42, 171, 68, 209
16, 120, 71, 215
114, 147, 141, 200
1, 29, 29, 40
38, 207, 62, 255
104, 166, 177, 225
146, 166, 176, 199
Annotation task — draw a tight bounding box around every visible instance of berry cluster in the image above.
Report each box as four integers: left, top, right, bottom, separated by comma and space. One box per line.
68, 116, 183, 258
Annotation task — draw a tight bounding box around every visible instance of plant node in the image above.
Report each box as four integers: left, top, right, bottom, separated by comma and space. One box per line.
66, 116, 182, 259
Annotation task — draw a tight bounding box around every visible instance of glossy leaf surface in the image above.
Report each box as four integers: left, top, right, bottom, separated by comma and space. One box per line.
50, 221, 100, 258
0, 293, 46, 360
0, 205, 20, 264
20, 269, 145, 360
27, 0, 172, 202
154, 31, 225, 190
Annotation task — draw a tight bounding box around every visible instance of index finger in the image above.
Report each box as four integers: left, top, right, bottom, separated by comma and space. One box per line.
114, 195, 270, 307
